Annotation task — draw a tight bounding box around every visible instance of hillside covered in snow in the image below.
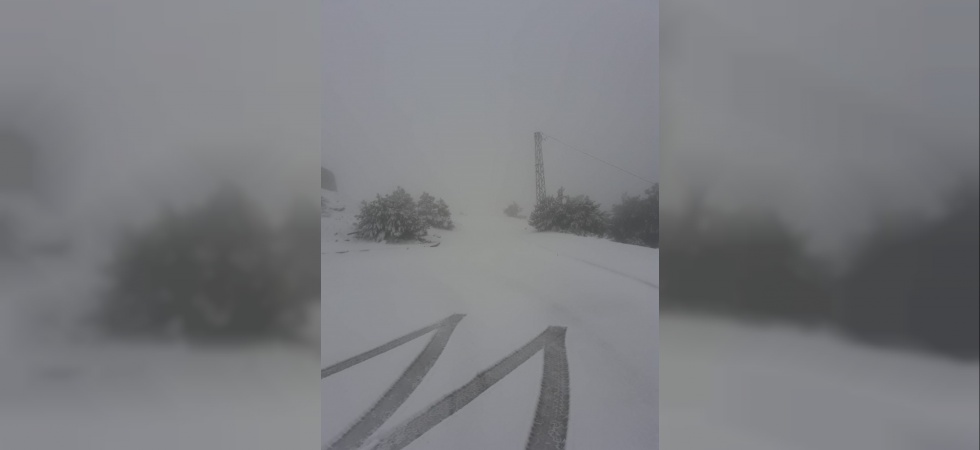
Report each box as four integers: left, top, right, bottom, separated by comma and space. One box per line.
322, 209, 660, 449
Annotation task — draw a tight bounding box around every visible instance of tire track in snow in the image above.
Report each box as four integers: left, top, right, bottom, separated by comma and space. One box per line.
321, 314, 463, 379
535, 244, 658, 289
571, 257, 658, 289
474, 253, 657, 408
545, 301, 656, 408
526, 327, 571, 450
368, 326, 569, 450
324, 314, 464, 450
323, 315, 571, 450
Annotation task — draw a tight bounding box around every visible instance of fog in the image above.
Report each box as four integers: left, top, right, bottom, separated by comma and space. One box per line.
324, 0, 658, 212
660, 0, 979, 264
1, 0, 319, 243
2, 2, 321, 448
660, 3, 979, 448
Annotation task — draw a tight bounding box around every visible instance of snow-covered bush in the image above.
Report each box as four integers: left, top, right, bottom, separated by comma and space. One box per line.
662, 186, 980, 360
609, 184, 659, 248
840, 190, 979, 359
529, 187, 607, 237
278, 196, 320, 304
433, 198, 454, 230
417, 192, 437, 223
101, 184, 312, 339
354, 187, 428, 242
418, 192, 454, 230
504, 202, 523, 218
660, 207, 832, 324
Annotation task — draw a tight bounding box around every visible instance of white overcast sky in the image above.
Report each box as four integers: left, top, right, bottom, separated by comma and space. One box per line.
661, 0, 978, 261
3, 0, 975, 264
1, 1, 319, 236
324, 0, 659, 211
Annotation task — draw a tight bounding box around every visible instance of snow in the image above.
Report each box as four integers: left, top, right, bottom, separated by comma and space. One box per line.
324, 204, 979, 450
1, 246, 319, 449
322, 212, 660, 449
660, 313, 980, 450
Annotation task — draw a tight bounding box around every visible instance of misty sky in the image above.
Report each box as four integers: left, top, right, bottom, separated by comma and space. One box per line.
324, 0, 659, 212
3, 0, 976, 265
1, 1, 319, 237
661, 0, 979, 262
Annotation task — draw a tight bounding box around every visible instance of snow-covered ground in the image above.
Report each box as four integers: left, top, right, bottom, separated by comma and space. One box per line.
660, 313, 980, 450
0, 247, 319, 449
324, 197, 978, 450
322, 202, 660, 449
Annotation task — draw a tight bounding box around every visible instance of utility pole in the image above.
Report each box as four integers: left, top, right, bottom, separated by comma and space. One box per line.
534, 131, 545, 205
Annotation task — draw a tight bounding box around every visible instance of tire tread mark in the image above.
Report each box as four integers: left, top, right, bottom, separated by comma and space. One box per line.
526, 327, 570, 450
322, 314, 463, 379
368, 326, 569, 450
326, 314, 464, 450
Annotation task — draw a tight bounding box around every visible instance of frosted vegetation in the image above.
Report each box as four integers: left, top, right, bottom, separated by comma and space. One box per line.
525, 185, 660, 249
662, 186, 979, 360
102, 183, 319, 340
351, 187, 453, 243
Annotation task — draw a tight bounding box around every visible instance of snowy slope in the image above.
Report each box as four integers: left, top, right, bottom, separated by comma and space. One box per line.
660, 313, 979, 450
1, 251, 319, 449
322, 214, 660, 449
323, 211, 980, 450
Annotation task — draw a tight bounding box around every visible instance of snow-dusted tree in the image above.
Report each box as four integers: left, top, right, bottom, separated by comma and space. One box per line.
417, 192, 454, 230
504, 202, 523, 218
529, 189, 563, 232
354, 187, 428, 242
278, 195, 320, 304
565, 194, 608, 237
529, 187, 607, 237
609, 184, 659, 248
432, 198, 454, 230
102, 183, 308, 339
417, 192, 438, 227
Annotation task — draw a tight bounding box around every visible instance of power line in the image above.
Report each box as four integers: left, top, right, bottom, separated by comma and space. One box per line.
541, 133, 657, 186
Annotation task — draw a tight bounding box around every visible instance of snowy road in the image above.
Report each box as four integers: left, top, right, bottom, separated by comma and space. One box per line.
321, 216, 660, 450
